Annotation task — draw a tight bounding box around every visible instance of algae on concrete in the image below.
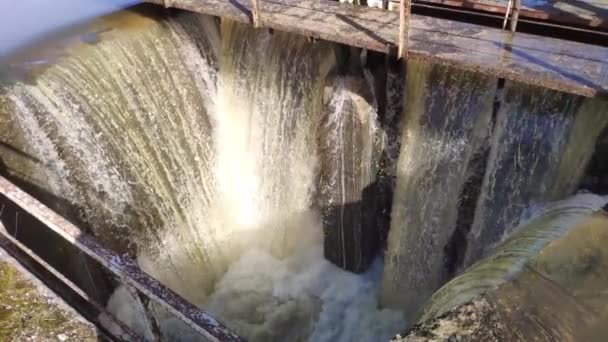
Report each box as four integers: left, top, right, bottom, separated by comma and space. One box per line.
0, 249, 98, 342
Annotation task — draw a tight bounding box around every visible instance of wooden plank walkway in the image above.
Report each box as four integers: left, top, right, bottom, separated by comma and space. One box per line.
146, 0, 608, 97
413, 0, 608, 29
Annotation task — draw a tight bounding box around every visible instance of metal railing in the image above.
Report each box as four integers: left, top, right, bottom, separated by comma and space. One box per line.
0, 176, 244, 342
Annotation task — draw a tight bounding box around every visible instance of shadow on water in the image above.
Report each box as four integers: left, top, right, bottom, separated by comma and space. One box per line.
0, 141, 42, 165
336, 14, 391, 46
581, 125, 608, 194
228, 0, 255, 21
321, 178, 393, 273
494, 41, 604, 94
541, 0, 608, 30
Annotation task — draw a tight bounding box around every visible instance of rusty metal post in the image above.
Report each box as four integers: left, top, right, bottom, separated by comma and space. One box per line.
398, 0, 411, 59
252, 0, 262, 28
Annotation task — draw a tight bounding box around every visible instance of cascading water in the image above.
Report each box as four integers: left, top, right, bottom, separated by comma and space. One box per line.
462, 83, 608, 268
380, 61, 496, 315
210, 20, 334, 257
1, 4, 607, 342
1, 9, 404, 341
379, 64, 608, 318
1, 10, 225, 304
197, 22, 404, 341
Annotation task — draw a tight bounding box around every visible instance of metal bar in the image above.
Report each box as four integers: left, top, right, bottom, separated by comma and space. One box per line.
0, 176, 244, 342
0, 224, 142, 342
252, 0, 262, 27
398, 0, 411, 59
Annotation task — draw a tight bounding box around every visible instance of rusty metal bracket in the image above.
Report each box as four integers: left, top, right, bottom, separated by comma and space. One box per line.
0, 176, 244, 342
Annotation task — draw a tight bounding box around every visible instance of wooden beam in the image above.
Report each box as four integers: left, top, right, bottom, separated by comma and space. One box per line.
251, 0, 262, 27
502, 0, 512, 30
510, 0, 521, 32
144, 0, 608, 97
398, 0, 411, 59
403, 0, 608, 29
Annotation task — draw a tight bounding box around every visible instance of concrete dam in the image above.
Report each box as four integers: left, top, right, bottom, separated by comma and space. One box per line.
0, 0, 607, 341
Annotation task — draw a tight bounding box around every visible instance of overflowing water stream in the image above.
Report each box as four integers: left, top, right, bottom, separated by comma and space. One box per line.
0, 4, 606, 341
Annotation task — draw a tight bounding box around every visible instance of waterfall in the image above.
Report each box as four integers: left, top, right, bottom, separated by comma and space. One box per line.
200, 22, 404, 342
1, 10, 225, 303
380, 61, 496, 315
380, 65, 608, 317
1, 4, 607, 341
1, 9, 405, 341
210, 20, 334, 257
462, 84, 608, 268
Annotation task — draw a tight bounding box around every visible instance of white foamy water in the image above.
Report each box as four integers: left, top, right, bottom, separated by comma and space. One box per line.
206, 221, 404, 342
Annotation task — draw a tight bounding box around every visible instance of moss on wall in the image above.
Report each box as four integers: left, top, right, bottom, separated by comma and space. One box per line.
0, 258, 98, 341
